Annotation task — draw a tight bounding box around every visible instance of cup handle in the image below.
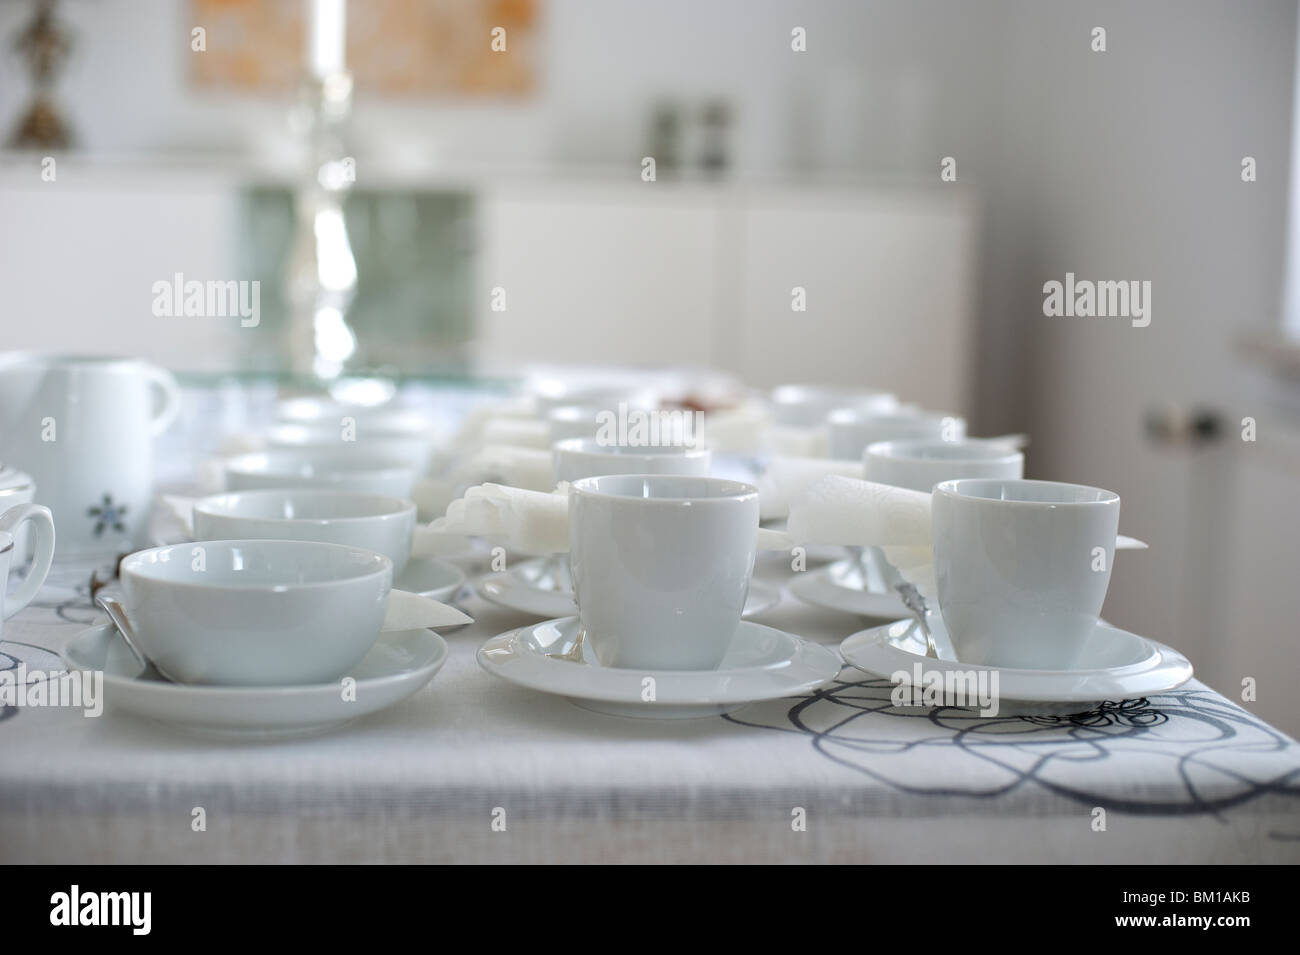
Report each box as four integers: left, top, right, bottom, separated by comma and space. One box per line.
142, 363, 182, 437
0, 503, 55, 618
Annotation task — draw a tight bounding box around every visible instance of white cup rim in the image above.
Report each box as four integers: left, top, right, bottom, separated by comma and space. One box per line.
224, 450, 414, 478
193, 489, 415, 525
934, 478, 1119, 506
830, 407, 957, 426
865, 439, 1023, 465
553, 437, 711, 458
570, 474, 757, 504
122, 539, 392, 591
0, 351, 150, 373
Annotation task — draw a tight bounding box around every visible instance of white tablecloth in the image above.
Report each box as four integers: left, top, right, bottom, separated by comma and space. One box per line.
3, 549, 1299, 864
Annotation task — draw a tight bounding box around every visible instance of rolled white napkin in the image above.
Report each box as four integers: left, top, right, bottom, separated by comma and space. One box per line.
480, 417, 553, 450
449, 398, 537, 449
787, 475, 1148, 598
430, 482, 792, 556
429, 483, 571, 555
757, 456, 863, 520
787, 475, 931, 547
764, 425, 829, 458
696, 401, 769, 454
455, 444, 555, 493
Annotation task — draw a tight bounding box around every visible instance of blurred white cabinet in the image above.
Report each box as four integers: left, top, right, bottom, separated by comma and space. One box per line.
474, 180, 977, 413
729, 189, 976, 410
474, 183, 721, 369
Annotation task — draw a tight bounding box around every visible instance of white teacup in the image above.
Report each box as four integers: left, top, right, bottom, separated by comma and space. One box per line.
0, 466, 37, 561
931, 478, 1121, 670
0, 503, 56, 639
192, 489, 418, 574
223, 450, 416, 498
768, 384, 898, 428
552, 438, 712, 484
827, 408, 966, 461
864, 439, 1024, 492
0, 353, 180, 557
569, 475, 759, 671
266, 424, 435, 475
120, 539, 392, 686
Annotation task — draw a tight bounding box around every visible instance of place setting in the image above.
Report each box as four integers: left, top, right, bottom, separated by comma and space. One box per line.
62, 538, 472, 738
441, 436, 782, 621
779, 472, 1190, 716
475, 474, 841, 718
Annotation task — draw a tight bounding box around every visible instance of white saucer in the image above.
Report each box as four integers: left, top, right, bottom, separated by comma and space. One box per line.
477, 558, 782, 620
394, 555, 467, 603
478, 616, 841, 719
839, 616, 1194, 714
62, 624, 449, 739
789, 558, 908, 619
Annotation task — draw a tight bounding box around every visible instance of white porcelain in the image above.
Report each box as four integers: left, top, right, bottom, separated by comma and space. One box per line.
932, 478, 1121, 670
266, 424, 435, 474
394, 556, 466, 603
277, 397, 429, 432
0, 353, 180, 557
223, 449, 416, 498
840, 616, 1192, 714
864, 439, 1024, 493
788, 558, 908, 620
120, 539, 392, 687
531, 384, 658, 414
478, 558, 781, 620
0, 465, 36, 559
545, 404, 607, 442
478, 616, 841, 718
827, 408, 966, 461
0, 503, 55, 640
569, 475, 760, 670
551, 438, 712, 484
192, 489, 418, 574
768, 384, 898, 428
63, 624, 448, 738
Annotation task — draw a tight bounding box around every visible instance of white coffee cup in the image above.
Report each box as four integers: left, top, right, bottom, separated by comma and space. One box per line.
0, 466, 37, 561
931, 478, 1121, 670
223, 450, 416, 498
0, 503, 55, 640
552, 438, 712, 484
192, 489, 418, 574
0, 354, 180, 557
768, 385, 898, 428
120, 539, 391, 686
827, 408, 966, 461
569, 475, 759, 671
266, 424, 435, 475
864, 439, 1024, 492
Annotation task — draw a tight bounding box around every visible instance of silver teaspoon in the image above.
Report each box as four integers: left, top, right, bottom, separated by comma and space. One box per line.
95, 593, 182, 682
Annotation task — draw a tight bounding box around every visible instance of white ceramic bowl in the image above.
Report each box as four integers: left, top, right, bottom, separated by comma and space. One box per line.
863, 439, 1024, 493
551, 438, 712, 484
224, 450, 416, 498
827, 408, 966, 461
120, 539, 392, 686
192, 489, 418, 573
768, 385, 898, 428
266, 425, 435, 474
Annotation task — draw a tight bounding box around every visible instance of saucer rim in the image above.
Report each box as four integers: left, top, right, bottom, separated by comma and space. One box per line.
63, 623, 449, 698
477, 616, 841, 706
839, 618, 1194, 703
788, 563, 908, 619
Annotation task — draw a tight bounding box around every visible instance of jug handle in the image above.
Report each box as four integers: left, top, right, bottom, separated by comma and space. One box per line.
142, 364, 182, 436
